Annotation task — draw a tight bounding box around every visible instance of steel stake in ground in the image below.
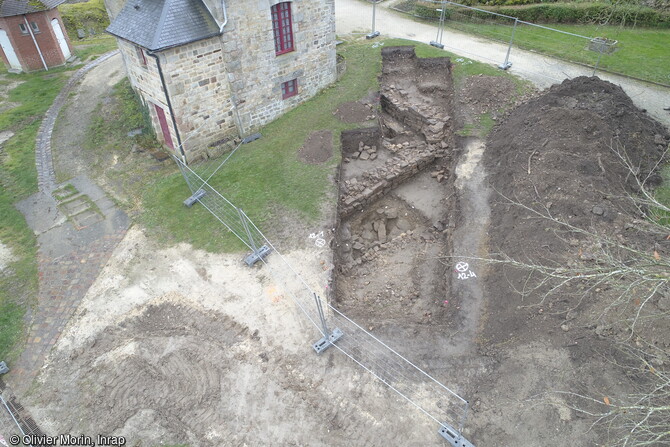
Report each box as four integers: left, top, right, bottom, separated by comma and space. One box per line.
312, 293, 343, 354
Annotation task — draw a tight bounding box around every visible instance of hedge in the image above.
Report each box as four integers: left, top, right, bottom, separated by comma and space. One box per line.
460, 2, 670, 27
412, 1, 670, 27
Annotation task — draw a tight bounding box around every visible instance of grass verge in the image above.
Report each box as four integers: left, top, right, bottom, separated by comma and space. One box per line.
72, 34, 118, 62
59, 0, 110, 38
449, 20, 670, 85
397, 2, 670, 86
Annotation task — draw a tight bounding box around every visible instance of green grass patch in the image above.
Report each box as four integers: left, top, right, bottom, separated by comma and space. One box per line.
456, 112, 496, 137
393, 1, 670, 84
83, 81, 150, 153
0, 69, 69, 131
432, 14, 670, 85
0, 67, 76, 361
72, 34, 118, 62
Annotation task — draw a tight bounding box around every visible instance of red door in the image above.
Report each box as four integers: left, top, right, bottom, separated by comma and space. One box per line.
154, 104, 174, 149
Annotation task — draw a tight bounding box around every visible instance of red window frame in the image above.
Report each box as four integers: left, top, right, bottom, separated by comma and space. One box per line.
271, 2, 294, 55
135, 45, 147, 66
281, 79, 298, 99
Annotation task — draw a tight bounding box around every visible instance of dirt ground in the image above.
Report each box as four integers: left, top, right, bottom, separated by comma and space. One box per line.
298, 130, 333, 164
334, 101, 377, 123
24, 228, 439, 446
10, 45, 670, 447
51, 54, 125, 182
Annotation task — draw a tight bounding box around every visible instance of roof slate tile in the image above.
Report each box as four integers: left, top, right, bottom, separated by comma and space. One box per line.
106, 0, 219, 51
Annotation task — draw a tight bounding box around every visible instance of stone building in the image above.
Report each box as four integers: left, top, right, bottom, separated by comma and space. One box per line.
105, 0, 336, 161
0, 0, 73, 72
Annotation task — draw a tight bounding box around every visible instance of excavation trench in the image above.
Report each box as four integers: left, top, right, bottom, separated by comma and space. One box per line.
332, 47, 485, 361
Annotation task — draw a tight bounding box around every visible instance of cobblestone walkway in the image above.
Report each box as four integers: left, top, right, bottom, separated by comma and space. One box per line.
35, 50, 119, 192
8, 51, 130, 394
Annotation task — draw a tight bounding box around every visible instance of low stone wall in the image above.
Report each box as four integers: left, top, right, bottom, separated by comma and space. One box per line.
380, 94, 452, 144
339, 142, 447, 218
340, 127, 381, 155
380, 94, 427, 134
338, 46, 454, 218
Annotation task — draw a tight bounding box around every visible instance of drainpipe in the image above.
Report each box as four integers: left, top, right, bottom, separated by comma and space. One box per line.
23, 15, 47, 71
202, 0, 228, 32
218, 0, 230, 32
146, 50, 186, 163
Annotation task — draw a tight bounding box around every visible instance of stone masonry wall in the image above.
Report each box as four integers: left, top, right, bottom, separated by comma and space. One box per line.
339, 140, 447, 218
338, 46, 455, 219
221, 0, 337, 132
163, 38, 238, 161
117, 39, 178, 153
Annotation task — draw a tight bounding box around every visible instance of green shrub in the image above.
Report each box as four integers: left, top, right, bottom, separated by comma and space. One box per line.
58, 0, 110, 38
480, 2, 670, 27
415, 2, 449, 18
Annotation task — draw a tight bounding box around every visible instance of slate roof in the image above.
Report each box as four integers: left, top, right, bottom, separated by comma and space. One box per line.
0, 0, 66, 18
106, 0, 220, 52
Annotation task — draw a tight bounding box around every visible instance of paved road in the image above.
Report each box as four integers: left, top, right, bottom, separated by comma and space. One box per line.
335, 0, 670, 129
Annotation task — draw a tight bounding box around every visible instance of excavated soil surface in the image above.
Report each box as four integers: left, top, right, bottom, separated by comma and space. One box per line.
334, 46, 457, 331
475, 76, 670, 445
334, 101, 376, 123
298, 129, 333, 164
457, 74, 518, 120
23, 230, 438, 446
484, 76, 670, 347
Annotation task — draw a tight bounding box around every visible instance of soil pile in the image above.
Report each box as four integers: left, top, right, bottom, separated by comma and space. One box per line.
484, 76, 670, 344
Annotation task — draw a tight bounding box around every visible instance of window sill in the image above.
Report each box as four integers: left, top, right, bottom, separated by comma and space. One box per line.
275, 48, 295, 57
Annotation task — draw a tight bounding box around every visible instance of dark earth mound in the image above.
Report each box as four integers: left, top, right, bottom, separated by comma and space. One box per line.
484, 75, 670, 347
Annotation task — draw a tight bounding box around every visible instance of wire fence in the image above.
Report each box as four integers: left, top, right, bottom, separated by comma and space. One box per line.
417, 0, 608, 71
174, 152, 473, 445
341, 0, 668, 86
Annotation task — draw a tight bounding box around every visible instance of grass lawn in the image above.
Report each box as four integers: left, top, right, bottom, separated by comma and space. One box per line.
137, 38, 529, 252
72, 34, 118, 62
451, 19, 669, 85
0, 67, 72, 362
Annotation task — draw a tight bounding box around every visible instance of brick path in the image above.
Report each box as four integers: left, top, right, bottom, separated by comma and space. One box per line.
7, 51, 130, 394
